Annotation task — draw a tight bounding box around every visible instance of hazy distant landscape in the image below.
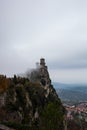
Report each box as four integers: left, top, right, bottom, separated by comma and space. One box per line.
54, 82, 87, 103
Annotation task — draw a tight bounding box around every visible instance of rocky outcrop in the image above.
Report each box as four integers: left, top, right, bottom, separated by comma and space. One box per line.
0, 124, 16, 130
0, 59, 65, 130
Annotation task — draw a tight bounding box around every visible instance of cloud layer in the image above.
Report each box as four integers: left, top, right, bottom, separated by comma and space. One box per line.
0, 0, 87, 83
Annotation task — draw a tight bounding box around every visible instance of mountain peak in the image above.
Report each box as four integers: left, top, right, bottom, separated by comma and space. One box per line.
0, 59, 65, 130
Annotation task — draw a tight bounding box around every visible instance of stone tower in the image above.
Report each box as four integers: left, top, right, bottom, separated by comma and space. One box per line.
39, 58, 51, 86
40, 58, 48, 69
40, 58, 45, 66
29, 58, 51, 85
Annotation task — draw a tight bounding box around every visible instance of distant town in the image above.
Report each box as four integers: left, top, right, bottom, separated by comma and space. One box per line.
64, 101, 87, 122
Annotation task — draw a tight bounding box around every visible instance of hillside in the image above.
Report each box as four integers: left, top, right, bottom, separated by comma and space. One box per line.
54, 82, 87, 102
0, 59, 65, 130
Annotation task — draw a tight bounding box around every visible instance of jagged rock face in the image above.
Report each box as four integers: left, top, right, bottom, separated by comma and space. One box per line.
0, 59, 65, 130
0, 124, 16, 130
0, 87, 64, 129
28, 58, 51, 86
0, 92, 6, 107
0, 78, 64, 126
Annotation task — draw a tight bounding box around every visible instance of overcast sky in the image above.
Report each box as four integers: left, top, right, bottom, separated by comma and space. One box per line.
0, 0, 87, 84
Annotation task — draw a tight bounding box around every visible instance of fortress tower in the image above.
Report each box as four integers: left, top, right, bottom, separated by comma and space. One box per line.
30, 58, 51, 85
40, 58, 45, 66
39, 58, 51, 85
40, 58, 48, 69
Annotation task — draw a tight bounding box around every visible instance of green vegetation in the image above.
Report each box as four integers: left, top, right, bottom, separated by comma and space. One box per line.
40, 102, 65, 130
0, 75, 65, 130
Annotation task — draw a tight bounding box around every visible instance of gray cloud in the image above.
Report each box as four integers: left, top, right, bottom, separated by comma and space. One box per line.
48, 48, 87, 69
0, 0, 87, 83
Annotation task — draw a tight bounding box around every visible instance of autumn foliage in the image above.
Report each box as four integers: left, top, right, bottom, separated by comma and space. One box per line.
0, 75, 10, 93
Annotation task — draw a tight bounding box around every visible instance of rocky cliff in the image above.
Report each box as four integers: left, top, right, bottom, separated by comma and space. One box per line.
0, 59, 65, 130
